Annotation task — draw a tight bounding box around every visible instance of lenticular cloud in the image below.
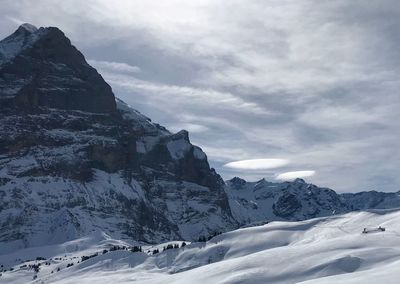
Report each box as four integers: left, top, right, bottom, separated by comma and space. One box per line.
223, 158, 289, 170
276, 170, 316, 180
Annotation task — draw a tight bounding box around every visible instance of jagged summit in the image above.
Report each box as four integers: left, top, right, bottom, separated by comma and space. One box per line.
227, 177, 246, 189
18, 23, 38, 33
224, 177, 400, 225
293, 178, 306, 183
0, 23, 44, 66
0, 23, 116, 113
228, 176, 246, 183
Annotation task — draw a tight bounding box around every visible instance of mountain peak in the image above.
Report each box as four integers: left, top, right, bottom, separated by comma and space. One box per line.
293, 178, 306, 184
0, 23, 44, 66
227, 177, 247, 190
18, 23, 38, 33
0, 24, 116, 113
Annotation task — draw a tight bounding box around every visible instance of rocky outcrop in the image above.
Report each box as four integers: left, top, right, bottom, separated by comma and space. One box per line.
272, 193, 302, 217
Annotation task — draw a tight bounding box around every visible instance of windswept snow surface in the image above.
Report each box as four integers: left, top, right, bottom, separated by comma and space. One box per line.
2, 209, 400, 283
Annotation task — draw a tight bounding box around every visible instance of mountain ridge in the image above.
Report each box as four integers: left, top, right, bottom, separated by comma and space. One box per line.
224, 176, 400, 225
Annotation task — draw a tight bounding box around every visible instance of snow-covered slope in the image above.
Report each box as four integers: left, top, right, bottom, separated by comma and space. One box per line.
2, 209, 400, 284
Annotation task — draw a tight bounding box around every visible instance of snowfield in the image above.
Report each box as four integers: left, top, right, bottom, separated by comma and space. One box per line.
1, 209, 400, 284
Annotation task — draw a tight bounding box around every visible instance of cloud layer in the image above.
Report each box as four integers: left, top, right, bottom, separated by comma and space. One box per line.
276, 171, 316, 181
1, 0, 400, 192
224, 159, 290, 170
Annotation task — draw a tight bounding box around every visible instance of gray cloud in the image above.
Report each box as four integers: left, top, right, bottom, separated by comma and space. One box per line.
1, 0, 399, 192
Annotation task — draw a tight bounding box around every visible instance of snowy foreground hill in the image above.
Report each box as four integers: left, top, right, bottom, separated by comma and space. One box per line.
1, 209, 400, 284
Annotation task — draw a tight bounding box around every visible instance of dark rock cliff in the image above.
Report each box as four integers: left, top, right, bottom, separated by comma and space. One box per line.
0, 24, 116, 113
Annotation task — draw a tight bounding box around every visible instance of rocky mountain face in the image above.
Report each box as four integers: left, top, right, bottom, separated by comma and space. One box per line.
0, 24, 235, 251
224, 177, 400, 225
341, 191, 400, 211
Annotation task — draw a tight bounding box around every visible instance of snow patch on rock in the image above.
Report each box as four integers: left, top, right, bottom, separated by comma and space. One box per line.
167, 138, 191, 160
0, 24, 46, 66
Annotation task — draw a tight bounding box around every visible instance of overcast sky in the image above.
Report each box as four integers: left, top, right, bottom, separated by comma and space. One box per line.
1, 0, 399, 192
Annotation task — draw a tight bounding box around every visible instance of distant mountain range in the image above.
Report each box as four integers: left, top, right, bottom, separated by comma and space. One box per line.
0, 24, 399, 251
225, 177, 400, 226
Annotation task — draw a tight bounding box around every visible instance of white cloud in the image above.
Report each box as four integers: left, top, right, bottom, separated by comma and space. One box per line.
102, 71, 270, 115
87, 60, 141, 74
224, 159, 290, 170
276, 170, 316, 181
5, 15, 23, 25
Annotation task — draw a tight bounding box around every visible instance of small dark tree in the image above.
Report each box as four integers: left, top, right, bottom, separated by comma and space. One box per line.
181, 242, 187, 248
198, 236, 206, 242
131, 246, 141, 253
152, 249, 159, 255
81, 253, 98, 262
32, 264, 40, 273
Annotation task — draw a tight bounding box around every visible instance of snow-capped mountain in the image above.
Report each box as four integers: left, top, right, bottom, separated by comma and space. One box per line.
224, 177, 400, 225
225, 177, 347, 225
0, 24, 235, 250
